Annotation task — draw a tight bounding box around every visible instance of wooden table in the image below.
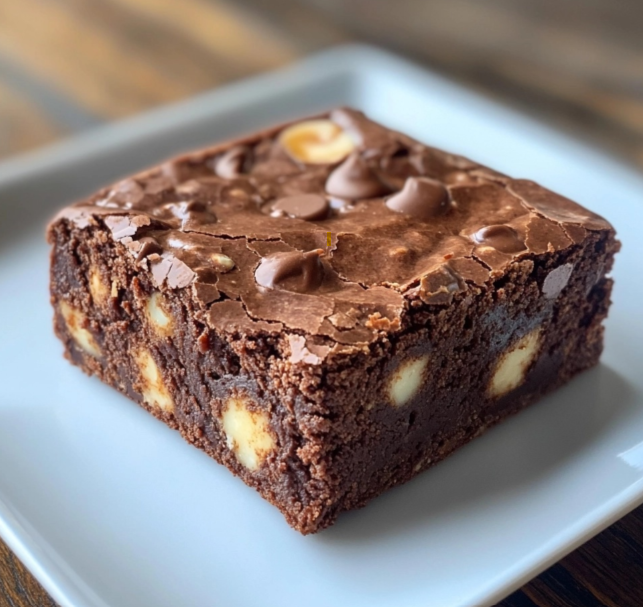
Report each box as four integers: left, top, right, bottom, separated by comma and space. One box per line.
1, 1, 642, 605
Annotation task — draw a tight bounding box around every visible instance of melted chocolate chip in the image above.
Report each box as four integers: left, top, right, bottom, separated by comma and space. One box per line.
215, 146, 249, 179
472, 225, 526, 254
325, 153, 389, 200
385, 177, 451, 220
255, 250, 324, 293
272, 194, 330, 221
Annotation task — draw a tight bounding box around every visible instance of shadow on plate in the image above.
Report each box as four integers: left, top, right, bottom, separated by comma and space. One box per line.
318, 364, 638, 544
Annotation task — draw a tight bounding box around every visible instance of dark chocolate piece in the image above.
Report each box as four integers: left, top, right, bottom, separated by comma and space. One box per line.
48, 107, 619, 534
385, 176, 451, 220
325, 153, 389, 199
271, 194, 330, 220
255, 249, 325, 293
472, 224, 526, 254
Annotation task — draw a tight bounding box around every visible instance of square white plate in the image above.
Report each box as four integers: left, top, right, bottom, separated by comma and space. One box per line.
1, 45, 643, 607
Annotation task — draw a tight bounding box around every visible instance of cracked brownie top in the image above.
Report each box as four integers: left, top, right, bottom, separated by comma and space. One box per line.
54, 108, 612, 351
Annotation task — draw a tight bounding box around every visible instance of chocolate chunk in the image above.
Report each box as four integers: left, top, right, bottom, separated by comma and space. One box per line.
542, 263, 574, 299
385, 177, 451, 220
104, 214, 152, 239
134, 236, 162, 262
272, 194, 330, 221
150, 253, 196, 289
325, 153, 389, 200
255, 249, 324, 293
472, 225, 526, 254
215, 146, 248, 179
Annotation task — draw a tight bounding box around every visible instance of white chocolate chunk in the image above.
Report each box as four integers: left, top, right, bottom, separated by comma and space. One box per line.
389, 355, 429, 407
211, 253, 235, 273
279, 120, 355, 164
489, 328, 542, 398
59, 301, 101, 357
135, 348, 174, 413
146, 291, 173, 336
88, 268, 109, 304
221, 397, 275, 470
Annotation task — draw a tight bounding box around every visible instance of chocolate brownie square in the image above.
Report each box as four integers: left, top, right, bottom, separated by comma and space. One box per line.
48, 109, 618, 533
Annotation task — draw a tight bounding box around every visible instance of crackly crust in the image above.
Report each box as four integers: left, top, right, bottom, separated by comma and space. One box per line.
49, 108, 613, 361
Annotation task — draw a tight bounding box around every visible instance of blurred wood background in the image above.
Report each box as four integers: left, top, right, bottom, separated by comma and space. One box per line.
1, 1, 643, 606
2, 0, 643, 168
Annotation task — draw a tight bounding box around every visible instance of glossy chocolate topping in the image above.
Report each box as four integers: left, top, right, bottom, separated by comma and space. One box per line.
272, 194, 330, 221
385, 177, 451, 220
255, 249, 325, 293
56, 108, 613, 348
325, 153, 390, 200
472, 224, 526, 254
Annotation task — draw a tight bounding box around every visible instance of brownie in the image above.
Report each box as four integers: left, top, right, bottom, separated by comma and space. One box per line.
47, 108, 619, 534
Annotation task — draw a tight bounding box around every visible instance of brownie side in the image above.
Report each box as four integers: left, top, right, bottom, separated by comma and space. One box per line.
315, 230, 617, 524
48, 219, 331, 532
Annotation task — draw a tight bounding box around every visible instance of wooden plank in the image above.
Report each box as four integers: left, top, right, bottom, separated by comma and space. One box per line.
0, 537, 57, 607
0, 79, 63, 159
297, 0, 643, 169
0, 0, 297, 119
232, 0, 350, 51
57, 0, 261, 90
106, 0, 297, 67
0, 0, 188, 117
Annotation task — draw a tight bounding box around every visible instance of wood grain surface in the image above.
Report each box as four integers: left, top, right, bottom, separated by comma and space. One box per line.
1, 1, 642, 606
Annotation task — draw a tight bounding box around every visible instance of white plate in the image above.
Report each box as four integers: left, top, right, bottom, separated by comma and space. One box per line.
1, 45, 643, 607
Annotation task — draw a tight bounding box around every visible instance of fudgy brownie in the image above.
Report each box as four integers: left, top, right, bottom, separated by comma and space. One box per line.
48, 109, 619, 534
